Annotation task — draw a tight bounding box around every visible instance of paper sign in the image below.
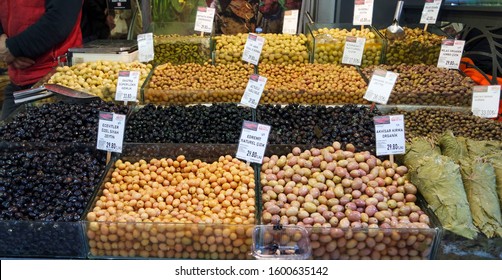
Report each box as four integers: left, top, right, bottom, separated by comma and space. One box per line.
472, 85, 501, 118
353, 0, 374, 26
282, 10, 299, 34
241, 74, 267, 109
97, 112, 126, 153
137, 33, 154, 62
236, 121, 271, 164
342, 36, 366, 66
374, 115, 406, 156
115, 70, 140, 102
437, 39, 465, 69
194, 7, 216, 33
242, 33, 265, 65
364, 69, 399, 104
420, 0, 442, 24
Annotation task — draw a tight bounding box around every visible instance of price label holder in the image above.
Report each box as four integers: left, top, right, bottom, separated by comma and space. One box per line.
437, 39, 465, 69
241, 74, 267, 109
374, 115, 406, 165
420, 0, 442, 30
115, 70, 140, 102
236, 120, 271, 164
353, 0, 374, 27
137, 33, 154, 62
242, 33, 265, 65
364, 69, 399, 104
342, 36, 366, 66
97, 112, 126, 163
472, 85, 501, 118
282, 10, 299, 35
194, 6, 216, 34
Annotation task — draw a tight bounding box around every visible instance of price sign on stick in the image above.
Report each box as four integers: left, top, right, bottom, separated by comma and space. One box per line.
282, 10, 299, 34
194, 7, 216, 33
242, 33, 265, 65
97, 112, 126, 153
241, 74, 267, 109
137, 33, 154, 62
437, 39, 465, 69
115, 70, 140, 102
236, 120, 271, 164
420, 0, 442, 24
374, 115, 406, 156
364, 69, 399, 104
342, 36, 366, 66
472, 85, 501, 118
353, 0, 374, 26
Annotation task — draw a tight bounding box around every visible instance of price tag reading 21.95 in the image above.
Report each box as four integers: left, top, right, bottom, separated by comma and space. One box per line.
236, 120, 271, 164
97, 112, 126, 153
374, 115, 406, 156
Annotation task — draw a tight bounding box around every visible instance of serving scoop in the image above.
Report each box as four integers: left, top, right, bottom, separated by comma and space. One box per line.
386, 1, 405, 40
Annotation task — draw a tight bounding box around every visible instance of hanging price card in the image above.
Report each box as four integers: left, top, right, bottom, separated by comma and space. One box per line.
241, 74, 267, 109
353, 0, 374, 26
342, 36, 366, 66
194, 7, 216, 33
242, 33, 265, 65
236, 120, 271, 164
374, 115, 406, 156
363, 69, 399, 104
472, 85, 501, 118
420, 0, 442, 24
137, 33, 154, 62
437, 39, 465, 69
115, 70, 140, 102
282, 10, 299, 34
97, 112, 126, 153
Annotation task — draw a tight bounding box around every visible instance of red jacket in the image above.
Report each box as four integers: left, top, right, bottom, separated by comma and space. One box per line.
0, 0, 82, 86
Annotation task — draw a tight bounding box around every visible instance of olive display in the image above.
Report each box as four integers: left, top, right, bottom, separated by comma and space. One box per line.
154, 35, 212, 65
261, 144, 437, 259
47, 61, 152, 101
308, 27, 383, 66
125, 104, 381, 155
0, 100, 129, 142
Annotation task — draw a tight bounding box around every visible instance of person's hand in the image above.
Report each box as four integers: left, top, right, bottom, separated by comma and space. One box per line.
11, 57, 35, 69
0, 34, 15, 64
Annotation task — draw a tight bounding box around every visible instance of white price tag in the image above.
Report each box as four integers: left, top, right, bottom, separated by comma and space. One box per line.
364, 69, 399, 104
472, 85, 501, 118
115, 70, 140, 102
242, 33, 265, 65
342, 36, 366, 66
236, 121, 271, 164
353, 0, 374, 26
97, 112, 126, 153
282, 10, 299, 34
437, 39, 465, 69
241, 74, 267, 109
137, 33, 154, 62
374, 115, 406, 156
420, 0, 442, 24
194, 7, 215, 33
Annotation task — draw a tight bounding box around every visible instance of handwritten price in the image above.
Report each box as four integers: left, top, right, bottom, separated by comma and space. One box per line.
387, 143, 403, 151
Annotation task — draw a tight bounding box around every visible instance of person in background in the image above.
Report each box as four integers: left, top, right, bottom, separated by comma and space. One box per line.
81, 0, 116, 43
0, 0, 83, 120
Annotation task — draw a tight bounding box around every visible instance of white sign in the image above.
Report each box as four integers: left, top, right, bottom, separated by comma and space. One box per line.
137, 33, 154, 62
374, 115, 406, 156
194, 7, 216, 33
472, 85, 501, 118
236, 121, 271, 164
241, 74, 267, 109
353, 0, 374, 26
364, 69, 399, 104
342, 36, 366, 66
115, 70, 140, 102
97, 112, 126, 153
420, 0, 442, 24
282, 10, 299, 34
242, 33, 265, 65
437, 39, 465, 69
